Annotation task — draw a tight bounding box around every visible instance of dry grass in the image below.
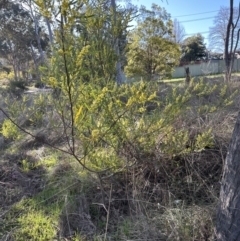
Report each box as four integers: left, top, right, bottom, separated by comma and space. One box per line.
0, 76, 240, 240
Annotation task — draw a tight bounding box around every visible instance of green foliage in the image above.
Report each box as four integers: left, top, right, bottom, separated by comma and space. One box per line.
181, 34, 207, 62
38, 155, 57, 170
195, 129, 214, 151
38, 0, 132, 86
1, 119, 21, 140
21, 159, 34, 173
87, 147, 124, 171
125, 4, 181, 80
2, 158, 85, 240
0, 1, 41, 81
14, 209, 56, 241
27, 94, 47, 126
0, 71, 8, 80
45, 50, 236, 172
40, 0, 238, 169
2, 198, 57, 241
6, 71, 15, 81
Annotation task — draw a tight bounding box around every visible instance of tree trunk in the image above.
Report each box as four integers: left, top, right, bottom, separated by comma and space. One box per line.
216, 111, 240, 240
30, 43, 40, 80
29, 3, 45, 64
185, 67, 190, 84
43, 1, 54, 45
45, 17, 53, 45
111, 0, 123, 85
224, 0, 240, 82
224, 0, 233, 82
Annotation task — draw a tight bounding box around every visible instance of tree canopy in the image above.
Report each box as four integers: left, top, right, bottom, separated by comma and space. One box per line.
125, 4, 180, 80
0, 0, 49, 80
181, 34, 207, 63
209, 6, 240, 52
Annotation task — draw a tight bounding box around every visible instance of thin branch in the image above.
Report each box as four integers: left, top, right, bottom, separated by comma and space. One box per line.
0, 107, 72, 156
60, 12, 76, 154
104, 184, 112, 241
0, 107, 104, 173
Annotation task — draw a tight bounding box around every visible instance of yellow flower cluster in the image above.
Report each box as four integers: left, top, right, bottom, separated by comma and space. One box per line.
76, 45, 91, 67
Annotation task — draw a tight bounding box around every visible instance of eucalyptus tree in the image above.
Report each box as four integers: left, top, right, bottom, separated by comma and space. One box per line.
20, 0, 48, 63
125, 4, 180, 80
0, 1, 35, 80
16, 0, 52, 81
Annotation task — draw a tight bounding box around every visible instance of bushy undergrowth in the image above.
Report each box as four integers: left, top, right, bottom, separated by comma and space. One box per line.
0, 76, 239, 240
8, 79, 28, 90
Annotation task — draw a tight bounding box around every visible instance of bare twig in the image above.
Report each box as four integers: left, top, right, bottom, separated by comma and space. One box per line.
104, 184, 112, 241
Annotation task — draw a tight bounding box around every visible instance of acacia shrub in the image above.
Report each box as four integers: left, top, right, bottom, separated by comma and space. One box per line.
43, 71, 237, 176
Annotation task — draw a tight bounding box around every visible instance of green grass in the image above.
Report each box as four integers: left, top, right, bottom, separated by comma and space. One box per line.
160, 77, 185, 83
0, 155, 90, 240
161, 72, 240, 83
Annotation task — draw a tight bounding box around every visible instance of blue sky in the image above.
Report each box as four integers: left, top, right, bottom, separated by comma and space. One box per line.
132, 0, 234, 48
